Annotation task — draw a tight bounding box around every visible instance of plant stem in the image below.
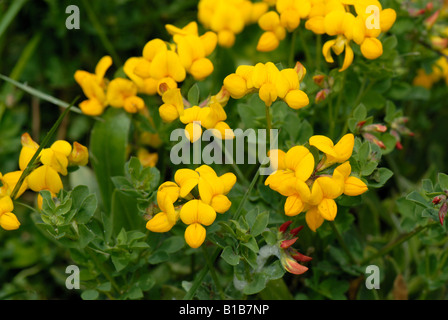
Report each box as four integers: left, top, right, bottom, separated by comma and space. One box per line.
329, 221, 357, 265
202, 246, 225, 300
81, 0, 122, 67
10, 97, 78, 199
86, 247, 121, 296
183, 247, 221, 300
316, 34, 322, 71
298, 28, 312, 69
234, 167, 261, 222
288, 30, 297, 68
265, 104, 272, 146
360, 224, 432, 265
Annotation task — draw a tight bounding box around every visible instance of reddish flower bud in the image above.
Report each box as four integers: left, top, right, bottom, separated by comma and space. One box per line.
439, 202, 447, 225
279, 220, 293, 233
424, 10, 439, 29
396, 141, 403, 150
315, 89, 329, 103
363, 133, 386, 149
313, 75, 325, 87
291, 250, 313, 263
364, 124, 387, 133
290, 225, 304, 237
356, 120, 367, 128
433, 196, 442, 205
280, 237, 298, 249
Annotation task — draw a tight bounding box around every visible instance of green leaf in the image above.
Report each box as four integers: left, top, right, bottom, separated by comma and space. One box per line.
243, 273, 268, 295
81, 289, 99, 300
75, 194, 98, 224
438, 173, 448, 191
90, 108, 131, 213
221, 246, 241, 266
406, 191, 430, 209
158, 236, 185, 253
187, 83, 200, 106
250, 211, 269, 237
353, 104, 367, 121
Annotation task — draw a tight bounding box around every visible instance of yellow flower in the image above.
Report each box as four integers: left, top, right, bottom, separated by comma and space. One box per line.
27, 165, 63, 195
309, 133, 355, 170
159, 88, 185, 123
276, 0, 311, 32
166, 21, 217, 80
40, 140, 72, 176
106, 78, 145, 113
265, 146, 315, 197
257, 11, 286, 52
0, 196, 20, 231
1, 171, 28, 199
68, 142, 89, 167
74, 55, 112, 116
19, 133, 39, 171
198, 0, 266, 48
180, 199, 216, 248
137, 148, 158, 168
146, 183, 180, 233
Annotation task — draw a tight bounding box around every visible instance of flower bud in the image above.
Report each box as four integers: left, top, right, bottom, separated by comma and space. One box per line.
0, 212, 20, 230
69, 142, 89, 167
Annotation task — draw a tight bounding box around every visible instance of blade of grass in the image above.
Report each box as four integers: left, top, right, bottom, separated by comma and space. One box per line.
0, 0, 28, 40
0, 31, 42, 121
9, 96, 79, 200
81, 0, 122, 67
0, 74, 102, 121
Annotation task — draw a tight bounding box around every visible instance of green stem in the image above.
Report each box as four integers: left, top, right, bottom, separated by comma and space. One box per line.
316, 34, 322, 71
9, 97, 78, 200
86, 247, 121, 296
183, 247, 221, 300
265, 104, 272, 147
202, 246, 225, 300
81, 0, 122, 67
329, 221, 357, 265
360, 224, 432, 265
328, 96, 334, 139
183, 163, 263, 300
288, 30, 297, 68
0, 0, 27, 40
298, 28, 312, 69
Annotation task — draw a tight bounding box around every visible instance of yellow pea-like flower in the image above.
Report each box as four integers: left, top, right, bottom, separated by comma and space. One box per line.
27, 165, 63, 195
184, 223, 207, 248
360, 37, 383, 60
68, 142, 89, 167
19, 133, 39, 171
0, 196, 20, 231
309, 133, 355, 170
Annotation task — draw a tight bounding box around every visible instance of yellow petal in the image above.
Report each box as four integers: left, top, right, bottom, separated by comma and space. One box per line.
284, 89, 309, 110
0, 196, 14, 214
69, 142, 89, 167
306, 207, 324, 232
174, 169, 199, 198
317, 198, 337, 221
316, 176, 343, 199
344, 176, 368, 196
2, 171, 28, 199
322, 40, 336, 64
360, 37, 383, 60
79, 98, 106, 116
184, 122, 203, 143
146, 212, 176, 233
189, 58, 214, 80
95, 56, 112, 81
0, 212, 20, 230
284, 194, 305, 216
184, 223, 206, 248
256, 31, 280, 52
309, 135, 337, 156
211, 194, 232, 213
332, 133, 355, 162
339, 43, 354, 72
27, 165, 63, 194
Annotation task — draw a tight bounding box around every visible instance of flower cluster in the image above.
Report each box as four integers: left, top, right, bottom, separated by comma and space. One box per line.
198, 0, 269, 47
146, 165, 236, 248
265, 133, 368, 231
223, 61, 309, 108
413, 49, 448, 89
75, 22, 218, 116
278, 221, 312, 275
159, 86, 234, 142
256, 0, 396, 71
0, 133, 89, 231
